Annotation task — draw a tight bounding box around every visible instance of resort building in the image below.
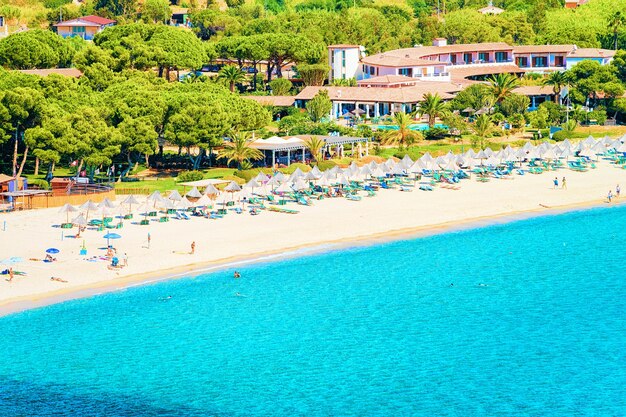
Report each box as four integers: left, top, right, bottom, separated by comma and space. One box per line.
565, 0, 589, 8
295, 82, 464, 119
327, 45, 366, 81
329, 39, 615, 84
478, 1, 505, 15
0, 15, 8, 38
54, 15, 116, 40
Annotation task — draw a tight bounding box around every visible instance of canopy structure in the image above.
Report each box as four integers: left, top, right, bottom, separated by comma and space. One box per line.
250, 135, 370, 167
178, 179, 229, 187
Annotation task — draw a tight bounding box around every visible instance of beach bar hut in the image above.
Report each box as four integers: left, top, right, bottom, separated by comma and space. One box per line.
250, 136, 307, 167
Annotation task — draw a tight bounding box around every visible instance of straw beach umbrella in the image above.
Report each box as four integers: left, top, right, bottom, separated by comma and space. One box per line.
98, 198, 116, 209
121, 195, 140, 216
58, 203, 78, 224
185, 187, 202, 199
80, 200, 98, 220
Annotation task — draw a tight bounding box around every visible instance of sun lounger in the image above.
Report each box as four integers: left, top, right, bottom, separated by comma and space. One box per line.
140, 219, 150, 225
159, 216, 169, 222
400, 186, 413, 192
346, 193, 362, 201
419, 185, 434, 191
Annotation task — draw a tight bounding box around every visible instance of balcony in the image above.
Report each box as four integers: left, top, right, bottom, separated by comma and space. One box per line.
448, 59, 514, 67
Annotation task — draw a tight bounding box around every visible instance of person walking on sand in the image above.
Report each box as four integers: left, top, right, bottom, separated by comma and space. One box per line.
562, 177, 567, 190
8, 267, 14, 282
122, 253, 128, 267
616, 184, 621, 198
553, 177, 559, 189
147, 232, 151, 249
607, 190, 613, 203
191, 241, 196, 255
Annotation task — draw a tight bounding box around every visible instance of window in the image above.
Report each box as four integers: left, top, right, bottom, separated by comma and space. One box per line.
72, 26, 86, 34
532, 56, 547, 67
516, 57, 528, 67
369, 66, 375, 75
555, 56, 564, 67
478, 52, 488, 62
495, 52, 508, 63
341, 50, 346, 68
463, 53, 472, 64
399, 68, 413, 77
450, 54, 457, 64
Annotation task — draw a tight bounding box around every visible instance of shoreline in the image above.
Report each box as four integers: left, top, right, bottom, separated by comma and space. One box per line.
0, 197, 616, 317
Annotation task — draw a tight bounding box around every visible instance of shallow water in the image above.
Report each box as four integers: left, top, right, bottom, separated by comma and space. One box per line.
1, 206, 625, 416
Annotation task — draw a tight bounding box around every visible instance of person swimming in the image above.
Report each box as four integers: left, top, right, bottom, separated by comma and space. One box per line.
234, 271, 241, 278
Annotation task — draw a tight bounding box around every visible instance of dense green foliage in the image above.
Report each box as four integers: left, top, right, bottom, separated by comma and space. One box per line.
0, 68, 270, 176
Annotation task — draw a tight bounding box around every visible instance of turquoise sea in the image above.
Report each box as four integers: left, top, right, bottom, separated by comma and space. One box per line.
1, 206, 625, 416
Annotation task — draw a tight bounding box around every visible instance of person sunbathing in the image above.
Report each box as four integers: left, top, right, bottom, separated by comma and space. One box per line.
45, 254, 57, 262
50, 277, 68, 283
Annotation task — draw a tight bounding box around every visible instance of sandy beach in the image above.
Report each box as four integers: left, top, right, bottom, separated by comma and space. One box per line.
1, 162, 625, 313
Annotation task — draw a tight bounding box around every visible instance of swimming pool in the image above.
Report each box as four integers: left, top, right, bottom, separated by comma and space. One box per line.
0, 206, 624, 416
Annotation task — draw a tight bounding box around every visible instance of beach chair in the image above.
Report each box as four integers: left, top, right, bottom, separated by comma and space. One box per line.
159, 216, 169, 222
419, 184, 434, 191
180, 211, 190, 220
400, 186, 413, 192
346, 193, 362, 201
140, 219, 150, 225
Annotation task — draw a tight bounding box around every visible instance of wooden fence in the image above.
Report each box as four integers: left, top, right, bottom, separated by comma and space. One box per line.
19, 190, 118, 209
115, 188, 152, 195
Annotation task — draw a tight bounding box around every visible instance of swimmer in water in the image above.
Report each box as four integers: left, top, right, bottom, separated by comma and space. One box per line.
235, 292, 247, 297
160, 295, 172, 301
234, 271, 241, 278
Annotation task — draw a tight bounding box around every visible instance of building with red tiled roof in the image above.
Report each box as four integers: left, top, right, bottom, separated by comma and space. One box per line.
329, 38, 615, 86
54, 15, 116, 40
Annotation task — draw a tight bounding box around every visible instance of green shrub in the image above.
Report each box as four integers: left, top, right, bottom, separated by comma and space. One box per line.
281, 163, 311, 174
424, 127, 448, 141
551, 130, 569, 141
28, 179, 50, 190
221, 175, 245, 185
233, 168, 272, 182
176, 170, 204, 182
393, 148, 422, 160
315, 160, 337, 171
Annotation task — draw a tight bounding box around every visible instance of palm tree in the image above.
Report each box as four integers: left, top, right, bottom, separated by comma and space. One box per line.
418, 92, 448, 128
217, 65, 246, 93
220, 131, 263, 169
303, 136, 325, 163
488, 73, 520, 103
608, 11, 626, 50
471, 114, 494, 149
542, 71, 568, 104
381, 112, 422, 149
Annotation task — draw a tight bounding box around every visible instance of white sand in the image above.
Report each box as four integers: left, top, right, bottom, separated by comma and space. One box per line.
1, 162, 625, 309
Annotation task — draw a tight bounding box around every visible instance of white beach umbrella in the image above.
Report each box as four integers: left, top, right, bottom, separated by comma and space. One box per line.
98, 198, 116, 209
167, 190, 182, 201
223, 181, 242, 192
185, 187, 202, 199
293, 179, 308, 191
244, 179, 260, 190
203, 183, 219, 196
194, 195, 212, 207
58, 203, 78, 224
254, 172, 269, 183
371, 167, 386, 178
80, 199, 99, 220
146, 191, 162, 201
276, 182, 292, 193
177, 196, 192, 209
72, 214, 88, 227
310, 166, 322, 177
420, 152, 434, 163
